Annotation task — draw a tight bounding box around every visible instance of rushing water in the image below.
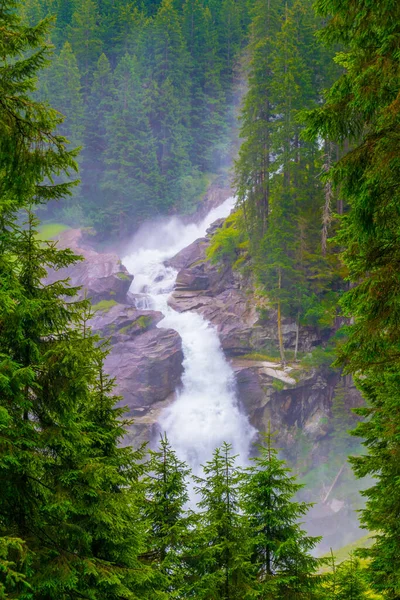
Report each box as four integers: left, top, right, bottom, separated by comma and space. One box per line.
122, 199, 255, 472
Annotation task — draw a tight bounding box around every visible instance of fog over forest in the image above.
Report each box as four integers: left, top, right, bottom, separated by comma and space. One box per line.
1, 0, 400, 598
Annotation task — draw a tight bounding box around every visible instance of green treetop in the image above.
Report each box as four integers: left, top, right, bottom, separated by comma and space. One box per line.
0, 2, 151, 596
188, 443, 255, 600
241, 432, 322, 599
142, 435, 195, 598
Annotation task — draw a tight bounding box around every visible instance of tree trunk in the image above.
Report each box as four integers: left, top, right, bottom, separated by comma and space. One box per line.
322, 139, 334, 256
277, 268, 286, 366
294, 312, 300, 361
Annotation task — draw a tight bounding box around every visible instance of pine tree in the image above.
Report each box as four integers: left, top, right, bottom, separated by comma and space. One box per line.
335, 555, 370, 600
101, 52, 160, 235
188, 443, 254, 600
150, 0, 192, 208
182, 0, 226, 171
0, 0, 78, 210
234, 0, 281, 240
0, 3, 151, 596
82, 52, 114, 215
241, 432, 322, 599
68, 0, 102, 92
142, 435, 195, 597
43, 41, 85, 146
305, 1, 400, 597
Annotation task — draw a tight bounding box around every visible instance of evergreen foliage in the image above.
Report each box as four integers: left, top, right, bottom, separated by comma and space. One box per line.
142, 435, 195, 597
305, 0, 400, 597
189, 443, 255, 600
0, 3, 150, 596
242, 432, 322, 599
228, 0, 346, 363
3, 0, 400, 597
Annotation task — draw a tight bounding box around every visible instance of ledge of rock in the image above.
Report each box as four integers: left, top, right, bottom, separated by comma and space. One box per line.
89, 302, 164, 343
47, 228, 133, 304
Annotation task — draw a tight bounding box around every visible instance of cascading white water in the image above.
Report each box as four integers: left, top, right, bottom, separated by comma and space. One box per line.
122, 198, 255, 472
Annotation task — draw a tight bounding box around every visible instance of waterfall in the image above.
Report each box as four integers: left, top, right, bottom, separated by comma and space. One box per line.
122, 199, 255, 472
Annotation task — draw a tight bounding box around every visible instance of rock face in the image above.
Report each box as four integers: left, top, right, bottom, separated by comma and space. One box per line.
89, 303, 184, 416
167, 219, 364, 463
104, 328, 183, 415
47, 228, 133, 304
46, 230, 185, 424
232, 359, 338, 447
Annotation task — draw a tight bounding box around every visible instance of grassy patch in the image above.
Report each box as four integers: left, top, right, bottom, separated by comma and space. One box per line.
241, 351, 281, 363
327, 534, 374, 565
92, 299, 118, 313
119, 316, 152, 334
36, 223, 69, 241
272, 378, 286, 392
135, 315, 152, 329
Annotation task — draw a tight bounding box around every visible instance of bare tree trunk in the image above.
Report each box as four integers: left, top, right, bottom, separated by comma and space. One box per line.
294, 312, 300, 361
277, 268, 286, 366
323, 463, 346, 504
322, 139, 334, 256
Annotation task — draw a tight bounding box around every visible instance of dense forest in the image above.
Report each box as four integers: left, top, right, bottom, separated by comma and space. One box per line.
1, 0, 400, 597
20, 0, 251, 236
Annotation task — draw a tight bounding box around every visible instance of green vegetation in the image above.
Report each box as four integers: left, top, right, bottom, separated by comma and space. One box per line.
36, 222, 70, 240
116, 271, 131, 281
206, 210, 248, 268
92, 299, 118, 312
119, 316, 152, 334
0, 3, 149, 596
304, 0, 400, 596
326, 536, 374, 567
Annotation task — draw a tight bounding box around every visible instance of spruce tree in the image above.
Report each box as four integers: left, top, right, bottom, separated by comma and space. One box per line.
150, 0, 192, 208
43, 41, 85, 147
68, 0, 102, 91
234, 0, 281, 240
0, 2, 151, 596
305, 1, 400, 597
101, 52, 160, 234
142, 435, 194, 598
188, 443, 254, 600
335, 555, 370, 600
82, 51, 114, 216
241, 432, 322, 599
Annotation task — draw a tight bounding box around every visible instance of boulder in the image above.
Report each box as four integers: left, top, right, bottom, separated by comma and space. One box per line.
47, 228, 133, 304
165, 238, 208, 270
104, 328, 184, 415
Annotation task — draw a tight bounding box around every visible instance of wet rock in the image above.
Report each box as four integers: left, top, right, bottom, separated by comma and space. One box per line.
47, 228, 133, 304
104, 328, 183, 415
167, 223, 325, 358
165, 238, 208, 270
89, 303, 163, 343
